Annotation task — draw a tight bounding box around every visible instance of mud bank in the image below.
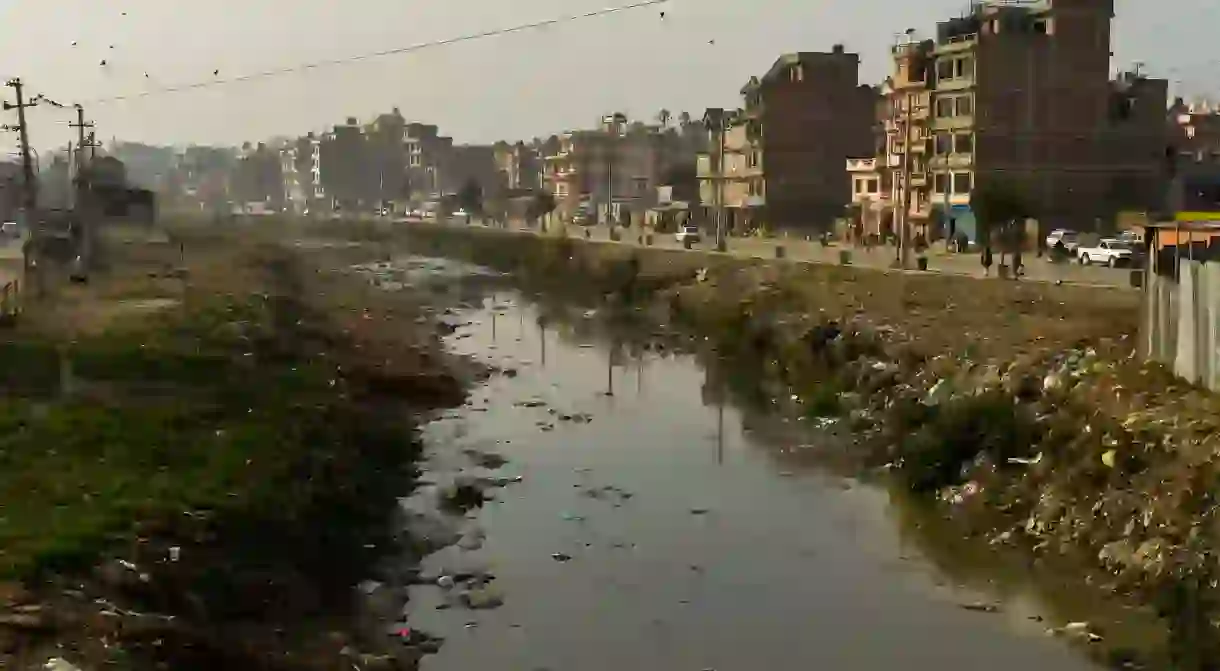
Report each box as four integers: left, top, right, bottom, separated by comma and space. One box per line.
0, 243, 468, 670
382, 223, 1220, 669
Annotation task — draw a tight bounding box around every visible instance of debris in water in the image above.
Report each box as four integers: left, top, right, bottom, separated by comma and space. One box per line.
551, 552, 573, 562
690, 508, 710, 516
959, 602, 1000, 613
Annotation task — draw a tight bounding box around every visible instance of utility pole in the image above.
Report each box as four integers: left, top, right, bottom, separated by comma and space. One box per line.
898, 87, 914, 269
4, 79, 38, 220
4, 78, 40, 297
716, 118, 727, 252
69, 105, 94, 208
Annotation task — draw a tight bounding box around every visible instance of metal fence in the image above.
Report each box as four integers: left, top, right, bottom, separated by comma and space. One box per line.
1144, 255, 1220, 392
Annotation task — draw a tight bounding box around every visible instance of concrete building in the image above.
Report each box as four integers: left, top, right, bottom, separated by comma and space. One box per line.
848, 0, 1169, 243
365, 109, 409, 213
700, 47, 876, 234
403, 123, 446, 200
1168, 98, 1220, 212
494, 141, 542, 192
543, 114, 697, 223
319, 117, 375, 213
444, 144, 498, 199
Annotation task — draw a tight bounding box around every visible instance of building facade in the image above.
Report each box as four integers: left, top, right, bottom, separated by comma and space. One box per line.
543, 114, 694, 222
848, 0, 1169, 243
494, 141, 542, 192
700, 47, 877, 234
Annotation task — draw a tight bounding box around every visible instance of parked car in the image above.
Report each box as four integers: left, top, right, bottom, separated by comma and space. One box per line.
675, 225, 701, 245
1077, 238, 1139, 267
1045, 229, 1080, 253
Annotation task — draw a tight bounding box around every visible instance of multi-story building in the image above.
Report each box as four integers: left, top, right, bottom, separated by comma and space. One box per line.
403, 123, 446, 200
543, 114, 696, 222
848, 39, 934, 240
1168, 98, 1220, 212
858, 0, 1167, 243
318, 117, 373, 213
700, 46, 876, 233
444, 144, 498, 198
493, 141, 542, 192
365, 109, 409, 213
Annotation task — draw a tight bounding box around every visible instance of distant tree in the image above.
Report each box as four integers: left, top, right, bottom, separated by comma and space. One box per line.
657, 109, 672, 129
971, 181, 1032, 267
457, 178, 483, 215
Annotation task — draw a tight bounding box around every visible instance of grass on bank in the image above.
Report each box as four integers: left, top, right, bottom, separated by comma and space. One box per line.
0, 255, 419, 584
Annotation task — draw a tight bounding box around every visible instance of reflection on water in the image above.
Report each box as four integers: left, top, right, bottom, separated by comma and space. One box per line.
405, 291, 1112, 671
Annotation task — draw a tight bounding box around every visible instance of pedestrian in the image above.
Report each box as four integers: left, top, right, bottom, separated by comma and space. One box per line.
981, 246, 994, 276
1013, 249, 1023, 279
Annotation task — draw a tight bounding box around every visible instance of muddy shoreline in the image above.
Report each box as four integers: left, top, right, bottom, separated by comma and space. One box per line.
360, 222, 1220, 669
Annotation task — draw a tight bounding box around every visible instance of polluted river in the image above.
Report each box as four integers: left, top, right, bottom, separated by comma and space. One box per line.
359, 254, 1124, 671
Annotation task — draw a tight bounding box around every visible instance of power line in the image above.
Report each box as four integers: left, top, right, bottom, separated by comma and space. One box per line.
76, 0, 669, 106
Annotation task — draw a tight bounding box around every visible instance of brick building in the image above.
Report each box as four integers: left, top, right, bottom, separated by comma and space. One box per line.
848, 0, 1169, 243
699, 47, 876, 234
543, 114, 693, 222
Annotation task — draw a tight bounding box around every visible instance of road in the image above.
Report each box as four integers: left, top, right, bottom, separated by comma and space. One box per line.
560, 223, 1138, 288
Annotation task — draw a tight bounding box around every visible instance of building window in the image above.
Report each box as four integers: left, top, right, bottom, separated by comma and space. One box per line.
953, 133, 973, 154
956, 95, 973, 116
933, 173, 949, 194
936, 97, 955, 118
867, 178, 879, 193
954, 57, 973, 79
937, 60, 954, 81
853, 178, 863, 195
952, 172, 973, 194
747, 151, 759, 167
791, 65, 804, 82
935, 133, 953, 155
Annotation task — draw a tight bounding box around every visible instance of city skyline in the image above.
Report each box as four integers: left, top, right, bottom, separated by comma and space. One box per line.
0, 0, 1215, 153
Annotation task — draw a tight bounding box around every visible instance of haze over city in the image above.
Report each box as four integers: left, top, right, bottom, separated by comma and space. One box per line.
0, 0, 1216, 150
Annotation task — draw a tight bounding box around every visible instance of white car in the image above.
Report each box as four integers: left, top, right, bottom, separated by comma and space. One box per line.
1077, 238, 1138, 267
675, 225, 701, 245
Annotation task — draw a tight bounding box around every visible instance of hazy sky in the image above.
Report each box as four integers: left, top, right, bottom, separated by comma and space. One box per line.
0, 0, 1215, 153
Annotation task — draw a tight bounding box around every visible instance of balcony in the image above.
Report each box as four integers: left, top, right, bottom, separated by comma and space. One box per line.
846, 157, 878, 172
935, 33, 978, 54
929, 154, 974, 169
932, 115, 975, 131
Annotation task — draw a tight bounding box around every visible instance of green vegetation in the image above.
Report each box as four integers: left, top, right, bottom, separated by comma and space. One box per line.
0, 257, 421, 586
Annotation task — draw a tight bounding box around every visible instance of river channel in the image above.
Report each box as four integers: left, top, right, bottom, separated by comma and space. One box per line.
380, 256, 1116, 671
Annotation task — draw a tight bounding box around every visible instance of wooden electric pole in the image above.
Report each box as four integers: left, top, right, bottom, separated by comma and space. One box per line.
4, 79, 40, 296
69, 105, 94, 209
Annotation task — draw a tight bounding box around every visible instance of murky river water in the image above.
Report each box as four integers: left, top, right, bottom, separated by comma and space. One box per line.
389, 268, 1107, 670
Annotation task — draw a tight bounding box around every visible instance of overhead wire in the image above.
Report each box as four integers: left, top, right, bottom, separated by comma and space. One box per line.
73, 0, 670, 107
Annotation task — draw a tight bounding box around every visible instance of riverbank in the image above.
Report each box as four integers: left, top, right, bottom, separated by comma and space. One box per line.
385, 222, 1220, 668
0, 238, 466, 670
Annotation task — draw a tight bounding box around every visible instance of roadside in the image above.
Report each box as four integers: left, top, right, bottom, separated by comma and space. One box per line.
476, 218, 1139, 289
0, 233, 465, 670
